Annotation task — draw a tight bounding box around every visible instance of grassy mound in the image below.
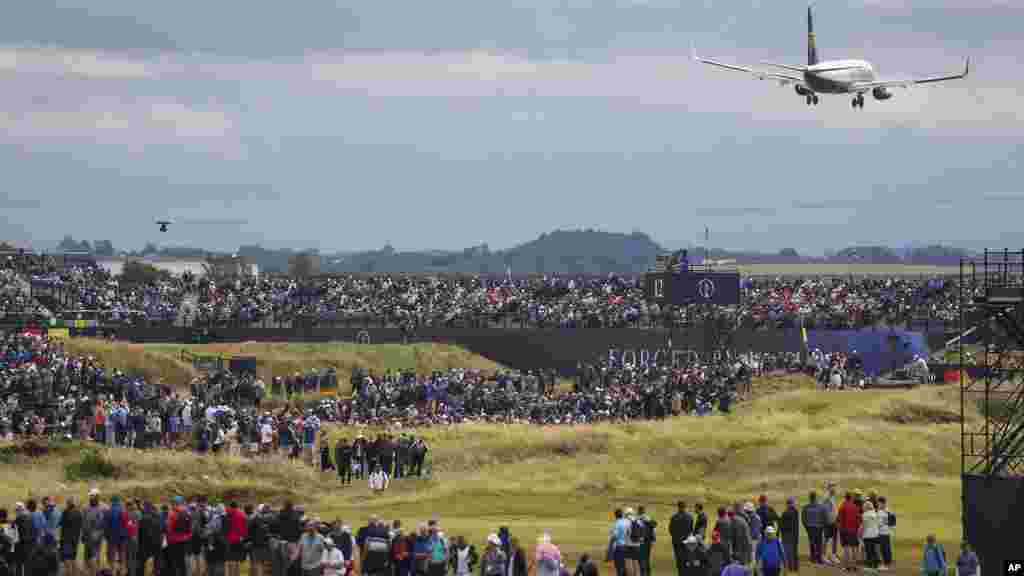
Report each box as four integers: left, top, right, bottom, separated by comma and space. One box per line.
62, 340, 505, 393
0, 376, 967, 576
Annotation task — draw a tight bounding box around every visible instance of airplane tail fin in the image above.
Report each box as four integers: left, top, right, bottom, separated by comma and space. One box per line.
807, 4, 819, 66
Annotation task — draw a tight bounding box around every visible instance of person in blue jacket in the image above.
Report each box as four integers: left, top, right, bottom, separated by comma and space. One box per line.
756, 526, 786, 576
921, 535, 947, 576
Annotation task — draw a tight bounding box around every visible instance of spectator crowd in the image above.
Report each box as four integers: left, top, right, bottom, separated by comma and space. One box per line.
0, 253, 968, 331
1, 328, 754, 456
0, 480, 978, 576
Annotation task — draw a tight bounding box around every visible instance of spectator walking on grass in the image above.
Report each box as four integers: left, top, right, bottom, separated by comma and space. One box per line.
479, 534, 506, 576
669, 502, 694, 576
859, 500, 880, 570
956, 542, 979, 576
755, 526, 785, 576
678, 535, 707, 576
728, 508, 752, 572
875, 497, 894, 571
779, 497, 799, 573
822, 482, 839, 565
322, 538, 346, 576
801, 492, 825, 565
714, 508, 733, 562
706, 531, 729, 576
920, 535, 946, 576
532, 533, 561, 576
836, 492, 861, 573
609, 509, 628, 576
636, 506, 655, 576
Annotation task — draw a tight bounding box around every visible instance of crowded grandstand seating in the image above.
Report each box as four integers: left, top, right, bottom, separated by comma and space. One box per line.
1, 252, 966, 331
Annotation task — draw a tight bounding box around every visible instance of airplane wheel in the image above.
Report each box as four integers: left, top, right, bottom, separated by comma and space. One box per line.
806, 95, 812, 106
852, 99, 857, 109
813, 95, 819, 105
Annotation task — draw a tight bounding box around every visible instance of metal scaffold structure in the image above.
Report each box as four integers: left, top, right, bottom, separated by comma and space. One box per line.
959, 249, 1024, 572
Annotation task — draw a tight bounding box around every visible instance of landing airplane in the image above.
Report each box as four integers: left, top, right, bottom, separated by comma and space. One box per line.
693, 5, 969, 109
156, 220, 172, 232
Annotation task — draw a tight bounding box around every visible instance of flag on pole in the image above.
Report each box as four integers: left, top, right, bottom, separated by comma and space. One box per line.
705, 226, 709, 243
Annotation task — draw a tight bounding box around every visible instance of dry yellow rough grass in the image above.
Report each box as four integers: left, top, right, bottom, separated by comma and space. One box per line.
61, 340, 506, 393
1, 375, 967, 576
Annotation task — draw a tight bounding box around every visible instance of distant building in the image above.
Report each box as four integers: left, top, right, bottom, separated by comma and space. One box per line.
204, 254, 256, 279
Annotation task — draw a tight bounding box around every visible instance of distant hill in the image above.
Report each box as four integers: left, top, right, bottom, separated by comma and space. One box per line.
46, 232, 973, 275
325, 229, 666, 275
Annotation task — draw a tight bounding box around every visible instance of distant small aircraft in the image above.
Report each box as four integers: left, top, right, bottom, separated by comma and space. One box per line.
693, 4, 969, 109
156, 220, 172, 232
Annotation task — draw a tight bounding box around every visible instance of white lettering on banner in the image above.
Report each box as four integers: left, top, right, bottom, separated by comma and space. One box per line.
604, 348, 732, 368
356, 330, 371, 344
654, 278, 664, 299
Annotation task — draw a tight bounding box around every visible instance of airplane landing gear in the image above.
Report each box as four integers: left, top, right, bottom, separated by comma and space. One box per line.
852, 94, 865, 109
806, 94, 820, 106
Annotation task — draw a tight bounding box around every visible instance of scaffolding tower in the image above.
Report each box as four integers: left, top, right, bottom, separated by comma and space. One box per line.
960, 249, 1024, 476
959, 250, 1024, 572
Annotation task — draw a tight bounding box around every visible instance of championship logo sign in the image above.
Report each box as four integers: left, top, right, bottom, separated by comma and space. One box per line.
697, 278, 716, 300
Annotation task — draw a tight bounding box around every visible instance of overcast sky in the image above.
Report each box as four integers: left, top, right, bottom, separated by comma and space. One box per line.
0, 0, 1020, 255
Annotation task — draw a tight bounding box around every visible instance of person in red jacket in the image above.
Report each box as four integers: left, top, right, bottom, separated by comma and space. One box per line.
165, 496, 193, 576
836, 492, 862, 573
224, 501, 249, 576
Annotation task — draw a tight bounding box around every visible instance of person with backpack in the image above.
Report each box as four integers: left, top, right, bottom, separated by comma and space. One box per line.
224, 502, 249, 576
166, 496, 193, 576
755, 527, 785, 576
448, 536, 478, 576
779, 498, 799, 574
920, 535, 946, 576
426, 524, 448, 576
58, 497, 83, 576
103, 496, 129, 576
636, 507, 655, 576
137, 502, 163, 576
875, 497, 893, 572
82, 491, 105, 576
623, 509, 643, 576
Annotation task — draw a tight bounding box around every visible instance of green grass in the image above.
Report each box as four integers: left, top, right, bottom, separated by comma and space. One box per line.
0, 375, 967, 576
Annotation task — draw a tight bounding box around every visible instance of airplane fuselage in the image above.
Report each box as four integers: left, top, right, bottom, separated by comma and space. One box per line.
804, 59, 875, 94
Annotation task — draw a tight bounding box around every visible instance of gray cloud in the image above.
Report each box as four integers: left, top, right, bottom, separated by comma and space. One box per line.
694, 206, 777, 217
791, 199, 867, 210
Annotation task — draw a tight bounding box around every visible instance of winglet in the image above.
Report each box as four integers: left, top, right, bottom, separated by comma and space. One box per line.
691, 43, 698, 62
964, 56, 970, 78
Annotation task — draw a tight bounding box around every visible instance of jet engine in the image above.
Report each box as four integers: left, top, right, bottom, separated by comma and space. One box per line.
795, 85, 811, 96
872, 87, 892, 101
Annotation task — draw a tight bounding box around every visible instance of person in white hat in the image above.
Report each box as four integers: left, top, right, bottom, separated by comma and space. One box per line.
756, 525, 786, 576
320, 537, 346, 576
679, 535, 708, 576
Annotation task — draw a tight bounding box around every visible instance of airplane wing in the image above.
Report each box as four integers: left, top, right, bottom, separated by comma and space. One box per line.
759, 62, 807, 73
693, 47, 807, 87
850, 57, 970, 92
